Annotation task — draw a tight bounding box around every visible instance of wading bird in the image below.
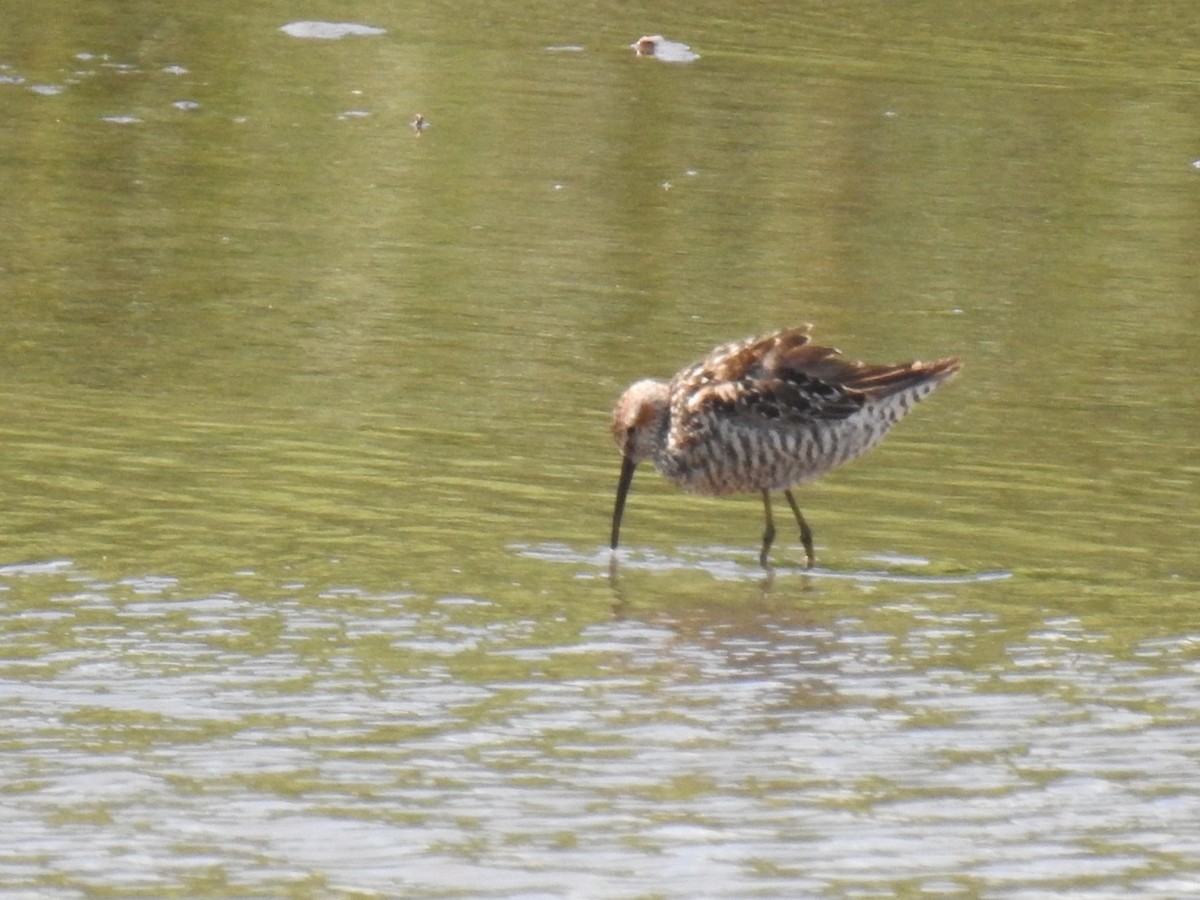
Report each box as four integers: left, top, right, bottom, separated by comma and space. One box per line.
609, 324, 961, 567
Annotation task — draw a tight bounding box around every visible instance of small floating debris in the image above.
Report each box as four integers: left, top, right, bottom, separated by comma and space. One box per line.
411, 113, 430, 135
280, 21, 387, 40
102, 115, 140, 125
162, 64, 189, 75
630, 34, 699, 63
29, 84, 65, 96
545, 44, 585, 53
172, 99, 200, 110
338, 109, 371, 120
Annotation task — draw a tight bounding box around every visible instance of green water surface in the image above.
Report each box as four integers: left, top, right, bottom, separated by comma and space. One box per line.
2, 0, 1199, 896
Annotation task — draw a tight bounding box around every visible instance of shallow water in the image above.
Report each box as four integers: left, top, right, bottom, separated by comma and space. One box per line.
2, 0, 1200, 896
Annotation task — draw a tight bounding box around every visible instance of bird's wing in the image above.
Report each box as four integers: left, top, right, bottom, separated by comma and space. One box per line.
671, 325, 961, 434
671, 326, 866, 426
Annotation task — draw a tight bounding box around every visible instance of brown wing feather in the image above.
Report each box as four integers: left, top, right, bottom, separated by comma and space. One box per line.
766, 329, 961, 398
672, 326, 961, 428
836, 356, 963, 397
671, 326, 859, 426
699, 324, 812, 383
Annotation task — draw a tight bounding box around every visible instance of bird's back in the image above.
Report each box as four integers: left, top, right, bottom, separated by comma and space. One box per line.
656, 325, 961, 495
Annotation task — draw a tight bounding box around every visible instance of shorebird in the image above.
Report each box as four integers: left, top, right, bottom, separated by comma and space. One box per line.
609, 325, 961, 568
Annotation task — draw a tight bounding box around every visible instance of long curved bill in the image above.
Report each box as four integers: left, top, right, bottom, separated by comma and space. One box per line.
610, 455, 638, 551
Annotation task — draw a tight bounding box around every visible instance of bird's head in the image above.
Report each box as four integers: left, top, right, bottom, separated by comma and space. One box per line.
609, 379, 669, 553
610, 379, 669, 464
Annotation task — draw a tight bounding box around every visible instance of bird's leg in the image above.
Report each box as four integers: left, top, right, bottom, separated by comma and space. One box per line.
783, 489, 815, 569
759, 490, 776, 568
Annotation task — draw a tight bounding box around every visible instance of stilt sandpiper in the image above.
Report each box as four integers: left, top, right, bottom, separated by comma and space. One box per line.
609, 324, 961, 568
